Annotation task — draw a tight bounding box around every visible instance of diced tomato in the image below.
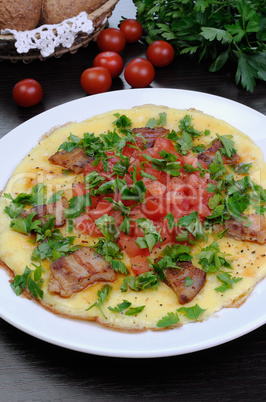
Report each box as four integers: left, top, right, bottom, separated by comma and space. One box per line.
142, 197, 168, 220
144, 180, 167, 197
143, 165, 168, 185
142, 147, 162, 159
122, 144, 135, 157
84, 162, 95, 176
154, 137, 176, 154
72, 182, 87, 197
88, 201, 113, 220
128, 208, 146, 236
135, 136, 146, 150
194, 203, 212, 219
152, 219, 173, 245
74, 215, 102, 237
182, 153, 199, 168
128, 158, 142, 180
118, 235, 150, 258
130, 255, 150, 276
109, 210, 124, 227
123, 173, 134, 186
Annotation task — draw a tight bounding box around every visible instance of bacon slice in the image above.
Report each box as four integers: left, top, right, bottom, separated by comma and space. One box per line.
48, 247, 116, 298
49, 147, 94, 173
132, 127, 170, 148
164, 261, 206, 305
213, 214, 266, 245
21, 197, 69, 228
198, 139, 239, 165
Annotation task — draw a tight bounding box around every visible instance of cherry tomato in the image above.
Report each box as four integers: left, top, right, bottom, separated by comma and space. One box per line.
124, 58, 155, 88
146, 40, 175, 67
119, 19, 143, 43
93, 51, 124, 78
97, 28, 126, 53
80, 67, 112, 95
12, 78, 43, 107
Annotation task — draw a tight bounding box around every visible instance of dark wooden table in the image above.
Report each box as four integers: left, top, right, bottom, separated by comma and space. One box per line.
0, 38, 266, 401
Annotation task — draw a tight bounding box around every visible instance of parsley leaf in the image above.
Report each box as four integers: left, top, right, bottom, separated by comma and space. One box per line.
95, 214, 119, 242
121, 272, 159, 292
184, 276, 194, 287
215, 271, 243, 292
146, 112, 167, 128
11, 264, 44, 299
65, 194, 92, 219
134, 0, 266, 91
86, 284, 112, 319
177, 211, 207, 242
135, 218, 162, 252
216, 134, 236, 159
108, 300, 145, 316
178, 304, 206, 320
156, 311, 180, 328
196, 241, 232, 273
10, 212, 42, 235
143, 151, 181, 176
84, 171, 105, 190
32, 230, 78, 261
112, 113, 132, 135
230, 163, 252, 174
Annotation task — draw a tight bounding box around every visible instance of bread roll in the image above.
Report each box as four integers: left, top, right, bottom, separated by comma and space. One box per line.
41, 0, 108, 25
0, 0, 42, 31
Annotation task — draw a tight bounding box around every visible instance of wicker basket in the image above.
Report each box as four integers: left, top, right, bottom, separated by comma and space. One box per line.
0, 0, 119, 62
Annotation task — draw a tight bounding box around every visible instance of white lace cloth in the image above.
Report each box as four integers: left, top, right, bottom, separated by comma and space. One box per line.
1, 12, 94, 57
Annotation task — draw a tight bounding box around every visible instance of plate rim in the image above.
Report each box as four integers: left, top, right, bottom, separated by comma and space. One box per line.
0, 87, 266, 358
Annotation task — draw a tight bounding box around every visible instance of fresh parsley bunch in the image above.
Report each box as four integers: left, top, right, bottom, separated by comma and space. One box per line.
133, 0, 266, 91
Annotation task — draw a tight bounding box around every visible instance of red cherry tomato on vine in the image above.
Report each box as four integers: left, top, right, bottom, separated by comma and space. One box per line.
124, 58, 155, 88
146, 40, 175, 67
93, 51, 124, 78
80, 67, 112, 95
119, 19, 143, 43
12, 78, 43, 107
97, 28, 126, 53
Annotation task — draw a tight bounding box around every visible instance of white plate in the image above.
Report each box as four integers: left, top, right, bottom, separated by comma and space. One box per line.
0, 88, 266, 358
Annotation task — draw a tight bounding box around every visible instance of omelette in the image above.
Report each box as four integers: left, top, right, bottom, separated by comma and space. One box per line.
0, 104, 265, 331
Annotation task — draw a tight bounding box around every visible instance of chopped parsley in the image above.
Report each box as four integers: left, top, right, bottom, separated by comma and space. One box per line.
86, 284, 112, 319
95, 214, 119, 242
11, 263, 44, 299
178, 304, 206, 320
156, 311, 180, 328
135, 218, 162, 252
108, 300, 145, 315
146, 112, 167, 128
215, 271, 243, 292
120, 272, 159, 292
143, 150, 182, 176
196, 241, 232, 273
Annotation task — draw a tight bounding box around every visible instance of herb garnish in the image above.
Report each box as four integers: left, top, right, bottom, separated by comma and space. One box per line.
178, 304, 206, 320
156, 311, 180, 328
86, 284, 112, 319
135, 218, 162, 252
134, 0, 266, 91
11, 263, 44, 299
108, 300, 145, 316
215, 271, 243, 292
196, 241, 232, 273
121, 272, 159, 292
